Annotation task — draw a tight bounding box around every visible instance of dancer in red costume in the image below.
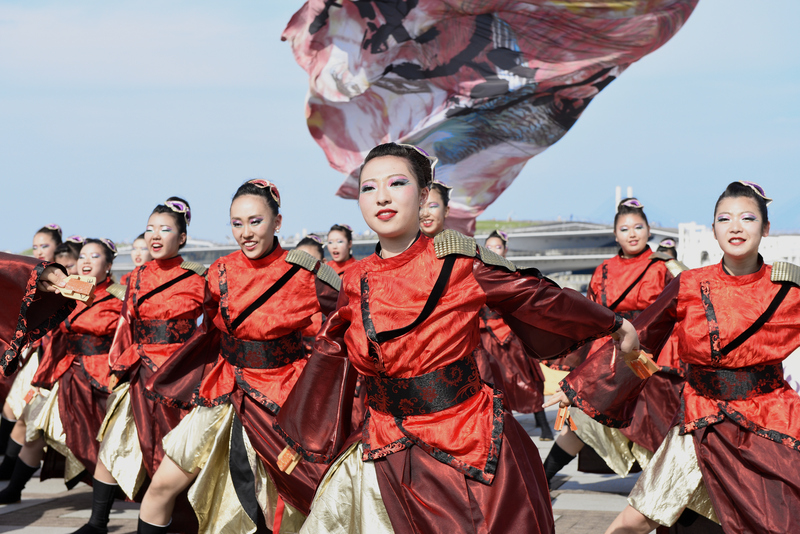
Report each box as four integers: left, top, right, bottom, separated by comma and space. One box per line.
137, 180, 340, 534
543, 199, 684, 485
71, 198, 205, 534
478, 230, 553, 441
297, 235, 327, 354
419, 181, 451, 238
326, 223, 357, 275
555, 182, 800, 533
273, 143, 639, 534
1, 224, 67, 478
0, 239, 122, 503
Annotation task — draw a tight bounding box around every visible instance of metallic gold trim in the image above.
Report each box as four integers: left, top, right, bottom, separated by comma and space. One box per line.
665, 259, 689, 277
181, 260, 207, 276
316, 262, 342, 291
772, 261, 800, 285
434, 229, 477, 259
106, 283, 127, 301
286, 248, 342, 291
477, 245, 516, 272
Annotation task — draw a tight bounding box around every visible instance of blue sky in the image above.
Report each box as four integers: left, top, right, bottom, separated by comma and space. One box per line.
1, 1, 798, 253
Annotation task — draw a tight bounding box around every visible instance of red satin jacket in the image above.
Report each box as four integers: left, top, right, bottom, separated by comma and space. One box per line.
33, 279, 122, 390
276, 234, 620, 484
565, 261, 800, 448
109, 256, 205, 374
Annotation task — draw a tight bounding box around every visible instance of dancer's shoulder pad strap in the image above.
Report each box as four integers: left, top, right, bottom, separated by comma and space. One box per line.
286, 249, 342, 291
107, 283, 127, 301
771, 262, 800, 286
180, 261, 207, 277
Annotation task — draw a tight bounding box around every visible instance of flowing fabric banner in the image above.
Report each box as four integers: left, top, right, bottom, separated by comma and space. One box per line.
283, 1, 698, 234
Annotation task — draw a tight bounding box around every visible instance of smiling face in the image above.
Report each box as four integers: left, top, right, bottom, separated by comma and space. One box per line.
130, 238, 152, 266
78, 243, 110, 283
230, 194, 282, 260
419, 188, 449, 237
145, 212, 186, 260
358, 156, 428, 251
614, 214, 651, 258
713, 196, 769, 263
32, 232, 58, 262
327, 230, 351, 263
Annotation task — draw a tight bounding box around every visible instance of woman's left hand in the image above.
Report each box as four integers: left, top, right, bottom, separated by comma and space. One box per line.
612, 319, 640, 356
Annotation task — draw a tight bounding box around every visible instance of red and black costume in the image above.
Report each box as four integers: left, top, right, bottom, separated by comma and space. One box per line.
31, 279, 122, 481
108, 255, 205, 477
564, 261, 800, 532
148, 241, 339, 520
275, 231, 623, 533
0, 253, 74, 377
327, 255, 357, 277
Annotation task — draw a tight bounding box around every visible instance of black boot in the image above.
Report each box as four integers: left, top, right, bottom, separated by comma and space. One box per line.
0, 416, 15, 453
137, 518, 170, 534
543, 442, 576, 487
0, 458, 39, 504
70, 479, 118, 534
534, 410, 554, 441
0, 438, 23, 480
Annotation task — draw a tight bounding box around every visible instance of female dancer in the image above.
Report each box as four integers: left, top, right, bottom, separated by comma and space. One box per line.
559, 182, 800, 533
55, 237, 84, 276
419, 181, 451, 237
478, 230, 553, 440
71, 198, 205, 534
326, 224, 357, 275
0, 239, 122, 503
273, 143, 639, 533
138, 180, 340, 534
121, 233, 152, 285
1, 225, 67, 476
297, 235, 326, 352
542, 199, 682, 484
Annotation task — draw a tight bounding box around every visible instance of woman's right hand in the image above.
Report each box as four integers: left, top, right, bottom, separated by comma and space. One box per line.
37, 265, 68, 294
611, 319, 640, 356
543, 390, 571, 409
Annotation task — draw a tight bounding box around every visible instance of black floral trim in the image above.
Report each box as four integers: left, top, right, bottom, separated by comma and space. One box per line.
360, 273, 387, 376
360, 407, 414, 461
699, 281, 722, 365
560, 378, 630, 428
131, 264, 146, 319
3, 262, 75, 375
144, 385, 196, 411
218, 263, 233, 333
79, 358, 111, 393
600, 264, 609, 307
271, 421, 334, 464
658, 365, 685, 377
718, 405, 800, 451
232, 369, 281, 414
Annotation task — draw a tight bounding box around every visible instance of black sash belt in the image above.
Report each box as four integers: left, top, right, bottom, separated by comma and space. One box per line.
688, 363, 785, 401
66, 333, 113, 356
133, 319, 196, 345
365, 355, 482, 417
221, 331, 305, 369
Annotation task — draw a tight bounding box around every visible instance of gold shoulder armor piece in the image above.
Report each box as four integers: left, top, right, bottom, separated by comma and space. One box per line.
107, 283, 127, 301
286, 249, 342, 291
477, 245, 517, 272
180, 261, 207, 276
649, 251, 674, 262
434, 229, 477, 259
665, 259, 689, 277
771, 262, 800, 286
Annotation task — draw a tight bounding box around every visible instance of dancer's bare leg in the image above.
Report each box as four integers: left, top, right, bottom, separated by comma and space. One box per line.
555, 425, 584, 455
605, 505, 660, 534
93, 457, 118, 485
139, 456, 199, 526
18, 436, 45, 466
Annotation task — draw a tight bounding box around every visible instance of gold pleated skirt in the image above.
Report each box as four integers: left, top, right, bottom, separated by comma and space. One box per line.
163, 403, 306, 534
6, 347, 39, 419
628, 426, 719, 526
97, 382, 146, 498
570, 408, 653, 476
24, 383, 85, 482
299, 442, 393, 534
